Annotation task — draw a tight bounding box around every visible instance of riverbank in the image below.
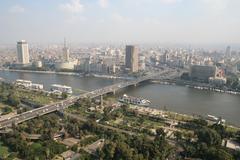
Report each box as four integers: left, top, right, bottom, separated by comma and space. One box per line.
0, 68, 133, 80
151, 79, 240, 96
0, 68, 81, 76
151, 80, 176, 85
130, 104, 240, 131
91, 74, 134, 80
188, 85, 240, 95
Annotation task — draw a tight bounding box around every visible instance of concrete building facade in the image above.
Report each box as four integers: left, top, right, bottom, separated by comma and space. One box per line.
190, 65, 217, 82
17, 40, 30, 64
125, 45, 139, 73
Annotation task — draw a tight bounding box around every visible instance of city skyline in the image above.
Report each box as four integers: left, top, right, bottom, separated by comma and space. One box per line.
0, 0, 240, 45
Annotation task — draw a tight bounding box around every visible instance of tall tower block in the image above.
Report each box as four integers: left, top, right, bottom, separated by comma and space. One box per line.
17, 40, 30, 64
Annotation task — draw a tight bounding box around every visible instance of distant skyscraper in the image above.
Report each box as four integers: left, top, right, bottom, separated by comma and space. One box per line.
162, 50, 169, 64
125, 45, 139, 73
17, 40, 30, 64
63, 38, 70, 62
139, 55, 146, 71
225, 46, 231, 57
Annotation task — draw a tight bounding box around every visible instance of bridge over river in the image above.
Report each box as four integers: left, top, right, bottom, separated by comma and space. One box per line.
0, 69, 180, 129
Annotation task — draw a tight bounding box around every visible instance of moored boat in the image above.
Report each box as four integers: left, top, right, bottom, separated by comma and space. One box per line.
119, 94, 151, 106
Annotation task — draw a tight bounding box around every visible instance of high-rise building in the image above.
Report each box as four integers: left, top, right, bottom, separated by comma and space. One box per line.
237, 63, 240, 72
54, 38, 78, 70
17, 40, 30, 64
139, 55, 146, 71
125, 45, 138, 72
63, 38, 70, 62
225, 46, 231, 57
190, 65, 217, 82
162, 50, 169, 64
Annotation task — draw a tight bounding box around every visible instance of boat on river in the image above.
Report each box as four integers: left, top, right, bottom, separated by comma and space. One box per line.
119, 94, 151, 106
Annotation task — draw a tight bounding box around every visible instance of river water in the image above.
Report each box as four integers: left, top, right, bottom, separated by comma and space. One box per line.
0, 70, 240, 126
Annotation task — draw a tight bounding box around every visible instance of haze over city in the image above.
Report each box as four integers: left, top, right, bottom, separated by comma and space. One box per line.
1, 0, 240, 46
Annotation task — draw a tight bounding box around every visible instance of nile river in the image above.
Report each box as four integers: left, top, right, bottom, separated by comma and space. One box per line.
0, 70, 240, 126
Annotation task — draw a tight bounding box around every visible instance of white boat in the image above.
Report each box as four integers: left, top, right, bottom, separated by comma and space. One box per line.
51, 84, 73, 94
118, 94, 151, 106
207, 114, 226, 124
207, 114, 218, 121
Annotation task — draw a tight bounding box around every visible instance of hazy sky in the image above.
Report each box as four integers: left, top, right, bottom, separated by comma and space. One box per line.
0, 0, 240, 44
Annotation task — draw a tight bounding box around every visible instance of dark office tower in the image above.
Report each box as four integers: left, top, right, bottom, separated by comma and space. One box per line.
125, 45, 139, 73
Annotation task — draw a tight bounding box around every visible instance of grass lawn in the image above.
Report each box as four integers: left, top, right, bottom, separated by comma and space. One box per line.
67, 104, 93, 117
0, 103, 14, 115
0, 103, 5, 108
0, 142, 9, 159
143, 119, 166, 128
226, 125, 240, 133
112, 118, 124, 125
79, 135, 99, 147
0, 103, 12, 109
166, 111, 193, 122
15, 89, 58, 105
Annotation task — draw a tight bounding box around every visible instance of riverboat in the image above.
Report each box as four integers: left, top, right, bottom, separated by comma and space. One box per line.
119, 94, 151, 106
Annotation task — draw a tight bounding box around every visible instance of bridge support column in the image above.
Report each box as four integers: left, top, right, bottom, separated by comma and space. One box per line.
100, 95, 103, 107
113, 90, 116, 95
134, 83, 137, 87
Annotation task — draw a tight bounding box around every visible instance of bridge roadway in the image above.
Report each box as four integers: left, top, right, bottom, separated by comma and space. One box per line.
0, 70, 179, 129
